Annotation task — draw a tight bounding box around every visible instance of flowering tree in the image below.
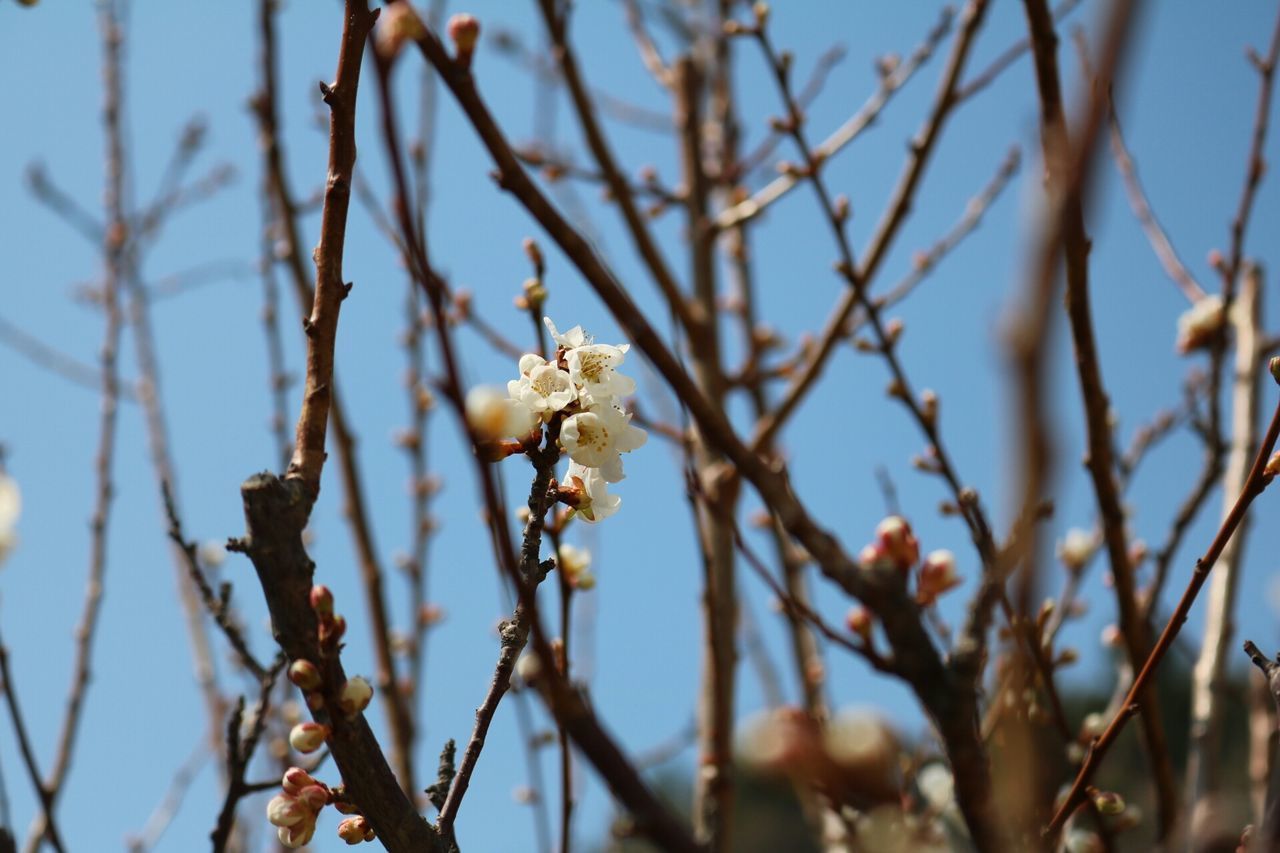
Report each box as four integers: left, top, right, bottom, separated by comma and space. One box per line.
3, 0, 1280, 851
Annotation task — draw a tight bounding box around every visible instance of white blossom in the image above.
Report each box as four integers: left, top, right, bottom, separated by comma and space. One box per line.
560, 404, 646, 482
566, 343, 636, 400
544, 316, 589, 350
507, 360, 575, 419
564, 461, 620, 523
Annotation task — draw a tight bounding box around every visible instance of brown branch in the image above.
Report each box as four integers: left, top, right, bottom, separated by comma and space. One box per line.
714, 6, 955, 231
125, 737, 208, 853
953, 0, 1085, 102
0, 641, 67, 853
675, 55, 737, 853
747, 1, 993, 454
238, 4, 445, 850
1019, 0, 1178, 837
1187, 264, 1263, 824
435, 464, 556, 840
1243, 640, 1280, 845
1107, 104, 1206, 303
0, 313, 138, 403
209, 658, 284, 852
379, 17, 707, 847
1047, 395, 1280, 835
1220, 10, 1280, 311
536, 0, 701, 338
24, 5, 127, 849
404, 14, 1011, 848
753, 143, 1018, 443
255, 0, 416, 794
161, 482, 269, 680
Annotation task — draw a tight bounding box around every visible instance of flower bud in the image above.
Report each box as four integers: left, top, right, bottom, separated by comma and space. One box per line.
1057, 528, 1093, 573
339, 676, 373, 715
297, 783, 330, 811
319, 613, 347, 646
267, 794, 306, 828
447, 14, 480, 66
1175, 294, 1225, 353
916, 549, 962, 606
289, 722, 329, 754
278, 821, 317, 849
515, 653, 542, 685
874, 516, 919, 570
1266, 450, 1280, 479
1092, 790, 1125, 815
310, 585, 334, 616
282, 767, 318, 795
846, 606, 873, 641
337, 815, 373, 844
1271, 356, 1280, 385
288, 659, 322, 691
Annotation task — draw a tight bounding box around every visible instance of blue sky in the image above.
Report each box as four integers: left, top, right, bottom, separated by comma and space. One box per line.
1, 1, 1278, 850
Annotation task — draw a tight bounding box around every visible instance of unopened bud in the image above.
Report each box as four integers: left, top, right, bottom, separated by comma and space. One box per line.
846, 606, 873, 641
337, 815, 373, 844
310, 585, 334, 615
447, 14, 480, 66
339, 676, 374, 715
282, 767, 319, 795
288, 659, 322, 691
289, 722, 329, 754
1092, 790, 1125, 815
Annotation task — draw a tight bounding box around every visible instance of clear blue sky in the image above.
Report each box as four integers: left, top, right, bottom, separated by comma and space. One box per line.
1, 1, 1278, 850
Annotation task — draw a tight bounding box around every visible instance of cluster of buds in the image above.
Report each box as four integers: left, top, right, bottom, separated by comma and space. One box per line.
465, 317, 646, 524
267, 768, 331, 848
858, 516, 963, 607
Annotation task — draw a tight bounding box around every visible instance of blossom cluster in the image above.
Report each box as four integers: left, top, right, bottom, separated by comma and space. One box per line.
858, 516, 961, 607
267, 767, 330, 848
465, 317, 647, 523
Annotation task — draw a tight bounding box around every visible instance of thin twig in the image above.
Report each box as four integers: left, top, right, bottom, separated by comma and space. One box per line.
1107, 104, 1205, 303
1047, 395, 1280, 835
0, 641, 67, 853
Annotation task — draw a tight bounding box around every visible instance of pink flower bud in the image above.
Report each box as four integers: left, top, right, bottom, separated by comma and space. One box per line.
339, 676, 373, 715
310, 585, 334, 615
845, 606, 873, 641
916, 549, 962, 606
289, 722, 329, 754
874, 516, 919, 569
320, 613, 347, 646
267, 794, 305, 828
337, 815, 373, 844
447, 14, 480, 65
282, 766, 318, 795
278, 819, 317, 849
288, 659, 322, 691
297, 783, 330, 811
